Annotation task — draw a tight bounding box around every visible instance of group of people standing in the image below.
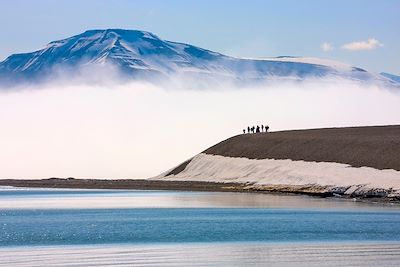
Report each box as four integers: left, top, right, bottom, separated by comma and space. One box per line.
243, 125, 269, 134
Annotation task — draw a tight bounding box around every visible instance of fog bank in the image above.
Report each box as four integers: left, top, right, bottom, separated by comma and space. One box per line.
0, 80, 399, 179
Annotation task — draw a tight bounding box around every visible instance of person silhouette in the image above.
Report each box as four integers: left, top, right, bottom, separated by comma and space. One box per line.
266, 125, 270, 132
247, 126, 250, 133
261, 125, 264, 132
252, 126, 255, 133
256, 125, 260, 133
243, 129, 246, 134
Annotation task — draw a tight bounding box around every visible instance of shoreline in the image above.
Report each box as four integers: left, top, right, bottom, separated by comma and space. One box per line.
0, 178, 399, 205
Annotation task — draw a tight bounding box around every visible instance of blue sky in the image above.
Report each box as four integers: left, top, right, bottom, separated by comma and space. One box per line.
1, 0, 398, 74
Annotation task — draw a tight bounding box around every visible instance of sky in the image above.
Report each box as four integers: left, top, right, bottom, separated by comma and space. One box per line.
0, 0, 399, 74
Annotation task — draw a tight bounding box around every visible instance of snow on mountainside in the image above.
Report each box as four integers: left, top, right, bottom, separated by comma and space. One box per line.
381, 72, 400, 84
266, 57, 357, 72
0, 29, 397, 86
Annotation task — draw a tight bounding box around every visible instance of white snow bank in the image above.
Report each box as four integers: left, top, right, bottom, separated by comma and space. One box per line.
158, 153, 400, 195
263, 57, 354, 71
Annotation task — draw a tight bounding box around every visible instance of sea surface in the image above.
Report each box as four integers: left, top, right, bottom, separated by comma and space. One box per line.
1, 187, 400, 266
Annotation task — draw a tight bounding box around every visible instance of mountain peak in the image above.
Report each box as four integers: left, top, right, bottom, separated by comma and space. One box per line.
81, 29, 160, 40
47, 29, 160, 49
0, 29, 397, 87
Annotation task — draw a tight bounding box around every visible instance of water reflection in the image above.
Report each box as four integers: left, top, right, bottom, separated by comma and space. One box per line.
0, 188, 398, 211
1, 243, 400, 267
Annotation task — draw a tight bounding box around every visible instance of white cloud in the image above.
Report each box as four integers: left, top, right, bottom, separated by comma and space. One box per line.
342, 38, 383, 51
321, 42, 333, 52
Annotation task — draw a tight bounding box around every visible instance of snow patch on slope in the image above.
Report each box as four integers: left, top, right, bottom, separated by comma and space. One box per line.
158, 153, 400, 196
266, 57, 354, 71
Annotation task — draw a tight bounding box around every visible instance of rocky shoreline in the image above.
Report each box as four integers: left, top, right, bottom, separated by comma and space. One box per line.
0, 178, 399, 205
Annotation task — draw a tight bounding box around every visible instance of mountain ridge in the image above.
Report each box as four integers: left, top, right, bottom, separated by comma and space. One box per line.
0, 29, 397, 87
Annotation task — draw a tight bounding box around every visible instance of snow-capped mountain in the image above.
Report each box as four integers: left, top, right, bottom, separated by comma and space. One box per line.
0, 29, 397, 86
381, 72, 400, 83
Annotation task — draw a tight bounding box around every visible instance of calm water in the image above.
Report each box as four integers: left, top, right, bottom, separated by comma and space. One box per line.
1, 187, 400, 266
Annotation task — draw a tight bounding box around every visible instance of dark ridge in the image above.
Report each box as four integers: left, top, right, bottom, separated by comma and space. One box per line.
203, 125, 400, 171
165, 159, 193, 176
0, 179, 241, 192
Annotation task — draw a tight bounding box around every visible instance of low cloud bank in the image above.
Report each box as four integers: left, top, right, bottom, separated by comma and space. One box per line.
0, 78, 399, 179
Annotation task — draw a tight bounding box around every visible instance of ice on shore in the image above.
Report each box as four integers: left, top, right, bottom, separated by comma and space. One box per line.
158, 153, 400, 197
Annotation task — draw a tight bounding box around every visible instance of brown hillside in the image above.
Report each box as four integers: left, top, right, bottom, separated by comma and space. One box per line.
202, 125, 400, 171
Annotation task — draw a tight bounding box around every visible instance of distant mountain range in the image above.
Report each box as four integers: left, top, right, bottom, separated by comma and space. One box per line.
0, 29, 398, 87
